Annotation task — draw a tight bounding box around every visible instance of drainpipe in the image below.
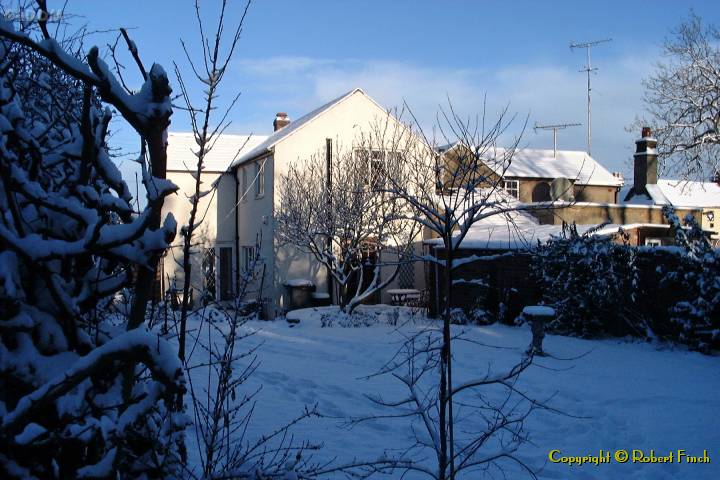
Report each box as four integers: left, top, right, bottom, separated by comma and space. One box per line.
234, 167, 240, 297
326, 138, 334, 301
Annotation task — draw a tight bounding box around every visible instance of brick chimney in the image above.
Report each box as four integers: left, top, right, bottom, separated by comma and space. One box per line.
273, 112, 290, 131
632, 127, 658, 196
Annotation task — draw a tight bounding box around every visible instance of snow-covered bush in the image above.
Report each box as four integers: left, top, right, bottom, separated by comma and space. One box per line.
661, 207, 720, 350
534, 214, 719, 350
0, 14, 184, 478
532, 223, 637, 337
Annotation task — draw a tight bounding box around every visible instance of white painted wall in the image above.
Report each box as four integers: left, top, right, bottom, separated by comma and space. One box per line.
268, 91, 426, 314
161, 170, 221, 300
234, 155, 276, 316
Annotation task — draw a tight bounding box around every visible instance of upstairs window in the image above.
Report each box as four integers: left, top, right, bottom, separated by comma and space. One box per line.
355, 149, 402, 188
241, 166, 249, 201
255, 162, 265, 197
503, 179, 519, 199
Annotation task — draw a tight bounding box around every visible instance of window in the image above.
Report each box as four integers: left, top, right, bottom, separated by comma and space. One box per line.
241, 166, 248, 202
202, 248, 216, 302
355, 149, 402, 188
255, 162, 265, 197
503, 179, 519, 199
242, 246, 256, 274
218, 247, 233, 300
398, 249, 415, 289
645, 239, 662, 247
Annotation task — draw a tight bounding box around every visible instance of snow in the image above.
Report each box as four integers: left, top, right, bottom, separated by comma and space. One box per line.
623, 180, 720, 208
284, 278, 314, 287
184, 306, 720, 479
166, 132, 269, 173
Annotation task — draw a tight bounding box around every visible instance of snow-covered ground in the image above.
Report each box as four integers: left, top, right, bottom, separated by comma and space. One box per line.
185, 306, 719, 479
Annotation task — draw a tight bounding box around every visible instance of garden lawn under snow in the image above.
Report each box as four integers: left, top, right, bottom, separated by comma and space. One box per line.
184, 305, 719, 479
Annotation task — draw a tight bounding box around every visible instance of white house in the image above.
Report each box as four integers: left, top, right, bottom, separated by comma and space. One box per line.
161, 132, 267, 303
162, 88, 428, 317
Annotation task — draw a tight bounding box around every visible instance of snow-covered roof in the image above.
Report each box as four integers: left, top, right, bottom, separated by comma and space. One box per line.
621, 179, 720, 208
166, 132, 269, 173
230, 88, 367, 168
440, 145, 623, 187
422, 191, 557, 250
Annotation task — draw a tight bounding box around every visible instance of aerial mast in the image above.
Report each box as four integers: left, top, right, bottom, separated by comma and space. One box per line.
570, 38, 612, 155
533, 122, 581, 158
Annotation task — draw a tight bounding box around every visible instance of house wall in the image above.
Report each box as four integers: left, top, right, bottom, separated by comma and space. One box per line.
529, 203, 701, 226
503, 177, 617, 204
574, 184, 618, 203
700, 208, 720, 239
267, 91, 427, 315
233, 154, 276, 315
161, 170, 222, 300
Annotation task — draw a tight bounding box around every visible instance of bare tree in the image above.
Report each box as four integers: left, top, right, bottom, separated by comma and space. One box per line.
640, 13, 720, 180
171, 0, 251, 401
354, 329, 543, 479
276, 141, 418, 313
363, 100, 562, 479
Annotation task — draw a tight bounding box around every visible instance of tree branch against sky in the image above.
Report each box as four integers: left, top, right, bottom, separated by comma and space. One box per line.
639, 13, 720, 180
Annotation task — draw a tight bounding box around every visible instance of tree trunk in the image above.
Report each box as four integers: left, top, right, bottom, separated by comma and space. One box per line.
440, 240, 456, 480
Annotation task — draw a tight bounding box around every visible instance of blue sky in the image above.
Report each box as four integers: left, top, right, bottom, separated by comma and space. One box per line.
72, 0, 719, 177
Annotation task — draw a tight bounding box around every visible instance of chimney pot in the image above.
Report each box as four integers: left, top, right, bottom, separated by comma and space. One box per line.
641, 126, 652, 138
273, 112, 290, 131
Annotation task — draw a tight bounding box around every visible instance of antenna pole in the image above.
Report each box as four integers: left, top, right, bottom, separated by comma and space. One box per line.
570, 38, 611, 155
534, 122, 581, 158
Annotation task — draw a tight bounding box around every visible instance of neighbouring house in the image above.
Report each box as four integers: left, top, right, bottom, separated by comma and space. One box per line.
621, 127, 720, 240
176, 88, 427, 318
423, 126, 717, 319
438, 143, 625, 203
161, 132, 268, 303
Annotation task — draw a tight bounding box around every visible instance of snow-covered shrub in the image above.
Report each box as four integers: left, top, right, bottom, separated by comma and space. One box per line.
532, 223, 637, 337
320, 310, 377, 328
661, 207, 720, 350
0, 18, 184, 478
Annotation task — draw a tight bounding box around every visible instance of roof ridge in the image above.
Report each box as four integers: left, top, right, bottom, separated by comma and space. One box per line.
229, 88, 365, 168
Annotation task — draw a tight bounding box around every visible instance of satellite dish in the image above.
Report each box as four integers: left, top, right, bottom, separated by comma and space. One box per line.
550, 177, 575, 202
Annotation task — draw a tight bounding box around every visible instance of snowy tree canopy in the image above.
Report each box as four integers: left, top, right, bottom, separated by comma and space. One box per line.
0, 9, 185, 478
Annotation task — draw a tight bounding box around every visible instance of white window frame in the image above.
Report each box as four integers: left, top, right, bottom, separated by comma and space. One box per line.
241, 166, 248, 202
255, 162, 265, 198
241, 245, 256, 274
354, 149, 402, 188
645, 238, 662, 247
503, 179, 519, 199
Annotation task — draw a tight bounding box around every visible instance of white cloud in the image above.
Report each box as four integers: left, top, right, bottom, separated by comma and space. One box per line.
234, 53, 652, 175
